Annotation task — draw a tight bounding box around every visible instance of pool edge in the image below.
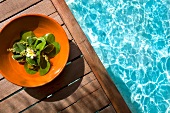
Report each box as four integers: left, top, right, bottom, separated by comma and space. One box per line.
50, 0, 131, 113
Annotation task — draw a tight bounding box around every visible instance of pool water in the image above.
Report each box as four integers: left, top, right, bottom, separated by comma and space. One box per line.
66, 0, 170, 113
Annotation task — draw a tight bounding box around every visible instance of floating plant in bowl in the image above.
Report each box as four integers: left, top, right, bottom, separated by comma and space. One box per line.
8, 31, 60, 76
0, 14, 69, 87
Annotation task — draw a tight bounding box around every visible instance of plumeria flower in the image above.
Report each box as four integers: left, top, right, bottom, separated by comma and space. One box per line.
26, 48, 36, 59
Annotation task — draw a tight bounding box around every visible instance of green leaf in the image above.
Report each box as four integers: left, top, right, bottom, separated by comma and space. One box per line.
13, 42, 26, 53
12, 54, 23, 60
36, 51, 41, 65
44, 33, 55, 44
35, 37, 46, 51
26, 57, 37, 66
13, 43, 20, 53
43, 44, 54, 54
17, 43, 26, 52
48, 42, 60, 58
34, 39, 41, 48
21, 31, 35, 41
24, 63, 37, 74
39, 56, 50, 76
27, 37, 37, 46
36, 42, 46, 51
17, 58, 26, 63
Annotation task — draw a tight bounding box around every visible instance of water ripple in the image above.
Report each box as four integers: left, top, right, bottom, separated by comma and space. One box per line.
66, 0, 170, 112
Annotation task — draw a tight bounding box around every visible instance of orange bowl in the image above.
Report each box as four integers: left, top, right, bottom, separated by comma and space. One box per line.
0, 14, 69, 87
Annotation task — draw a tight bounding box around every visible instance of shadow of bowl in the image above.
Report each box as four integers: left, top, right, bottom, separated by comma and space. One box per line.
25, 41, 84, 102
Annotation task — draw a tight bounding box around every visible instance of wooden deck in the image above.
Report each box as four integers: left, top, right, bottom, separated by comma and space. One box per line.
0, 0, 130, 113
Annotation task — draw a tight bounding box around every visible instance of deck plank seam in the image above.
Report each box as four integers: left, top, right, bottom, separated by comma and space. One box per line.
49, 0, 76, 45
0, 87, 25, 102
48, 12, 65, 26
58, 87, 101, 113
48, 11, 58, 17
95, 103, 112, 113
66, 54, 83, 66
19, 71, 93, 113
0, 0, 43, 23
0, 77, 4, 81
0, 7, 58, 29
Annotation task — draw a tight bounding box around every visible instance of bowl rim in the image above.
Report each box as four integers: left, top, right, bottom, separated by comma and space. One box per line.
0, 14, 70, 87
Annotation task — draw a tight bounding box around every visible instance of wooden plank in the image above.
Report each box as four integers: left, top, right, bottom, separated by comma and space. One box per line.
0, 40, 82, 100
49, 12, 64, 25
0, 79, 21, 100
61, 88, 110, 113
49, 13, 73, 40
68, 41, 81, 61
0, 0, 41, 22
62, 25, 73, 40
99, 105, 117, 113
0, 0, 56, 29
51, 0, 130, 113
0, 57, 91, 113
23, 72, 98, 113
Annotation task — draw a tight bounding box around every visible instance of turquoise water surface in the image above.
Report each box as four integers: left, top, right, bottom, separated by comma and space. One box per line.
66, 0, 170, 113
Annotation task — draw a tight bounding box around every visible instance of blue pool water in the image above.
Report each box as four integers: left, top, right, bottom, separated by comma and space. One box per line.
66, 0, 170, 113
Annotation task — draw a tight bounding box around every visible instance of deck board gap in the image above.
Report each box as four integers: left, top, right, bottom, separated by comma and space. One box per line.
0, 77, 4, 81
95, 103, 112, 113
19, 98, 42, 113
19, 72, 90, 113
0, 87, 25, 102
48, 11, 58, 17
0, 0, 43, 22
69, 39, 73, 42
42, 71, 93, 100
20, 71, 93, 113
69, 55, 83, 63
59, 88, 101, 112
61, 23, 65, 26
66, 55, 82, 66
68, 78, 80, 86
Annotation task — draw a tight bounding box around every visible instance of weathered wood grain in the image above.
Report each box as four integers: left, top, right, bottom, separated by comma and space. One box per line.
61, 88, 110, 113
51, 0, 131, 112
49, 13, 73, 40
0, 0, 56, 29
62, 25, 73, 40
49, 12, 64, 25
0, 0, 41, 22
23, 72, 98, 113
99, 105, 117, 113
0, 79, 21, 100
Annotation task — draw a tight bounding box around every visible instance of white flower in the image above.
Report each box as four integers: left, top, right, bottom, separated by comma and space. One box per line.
26, 48, 36, 59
